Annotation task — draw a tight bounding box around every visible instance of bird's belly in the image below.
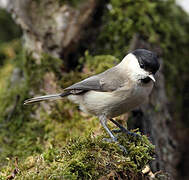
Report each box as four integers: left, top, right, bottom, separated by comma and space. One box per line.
77, 84, 153, 117
107, 98, 142, 118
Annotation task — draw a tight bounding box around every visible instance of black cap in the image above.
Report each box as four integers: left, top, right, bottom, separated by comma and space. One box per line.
132, 49, 160, 74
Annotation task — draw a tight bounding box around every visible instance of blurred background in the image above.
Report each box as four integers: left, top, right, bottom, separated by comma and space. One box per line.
0, 0, 188, 179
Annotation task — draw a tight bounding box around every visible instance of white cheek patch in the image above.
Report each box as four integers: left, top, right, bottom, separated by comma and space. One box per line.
125, 54, 149, 81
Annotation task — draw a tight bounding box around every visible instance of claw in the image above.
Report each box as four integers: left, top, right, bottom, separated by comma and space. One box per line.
103, 137, 117, 143
99, 116, 128, 154
112, 129, 122, 133
109, 118, 141, 138
118, 144, 128, 154
102, 138, 128, 154
126, 131, 141, 138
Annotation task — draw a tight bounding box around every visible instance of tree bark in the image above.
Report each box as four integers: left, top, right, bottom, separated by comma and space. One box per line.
0, 0, 98, 61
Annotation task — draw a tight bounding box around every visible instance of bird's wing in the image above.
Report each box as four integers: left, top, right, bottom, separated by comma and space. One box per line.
64, 67, 126, 94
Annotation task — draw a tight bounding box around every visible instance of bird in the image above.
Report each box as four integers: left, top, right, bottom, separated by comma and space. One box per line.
24, 49, 160, 152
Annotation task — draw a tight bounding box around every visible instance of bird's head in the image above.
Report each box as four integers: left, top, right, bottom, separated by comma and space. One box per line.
120, 49, 160, 83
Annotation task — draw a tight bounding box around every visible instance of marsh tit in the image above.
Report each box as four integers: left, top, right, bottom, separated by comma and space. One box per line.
24, 49, 160, 150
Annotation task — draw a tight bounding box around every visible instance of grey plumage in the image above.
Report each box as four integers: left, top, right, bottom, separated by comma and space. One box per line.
64, 66, 127, 92
24, 92, 70, 105
24, 94, 62, 104
24, 66, 128, 105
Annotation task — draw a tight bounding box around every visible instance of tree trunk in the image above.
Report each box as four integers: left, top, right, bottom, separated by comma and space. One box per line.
0, 0, 98, 62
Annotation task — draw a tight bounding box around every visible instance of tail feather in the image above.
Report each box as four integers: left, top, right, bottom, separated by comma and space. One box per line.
24, 93, 63, 105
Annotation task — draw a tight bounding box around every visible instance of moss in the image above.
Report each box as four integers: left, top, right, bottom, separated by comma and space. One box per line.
0, 9, 21, 43
79, 51, 120, 74
96, 0, 189, 58
0, 131, 155, 179
0, 41, 64, 166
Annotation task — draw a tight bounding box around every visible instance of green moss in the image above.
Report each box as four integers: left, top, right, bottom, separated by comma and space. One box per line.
0, 42, 64, 166
0, 131, 155, 179
0, 9, 21, 43
79, 51, 120, 74
96, 0, 189, 58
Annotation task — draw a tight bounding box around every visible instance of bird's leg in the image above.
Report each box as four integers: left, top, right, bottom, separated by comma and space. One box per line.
99, 115, 117, 142
99, 115, 127, 153
109, 118, 140, 138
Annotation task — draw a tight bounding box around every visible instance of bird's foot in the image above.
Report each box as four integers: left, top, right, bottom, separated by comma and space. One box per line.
126, 130, 140, 138
112, 128, 140, 138
102, 137, 117, 143
112, 129, 122, 133
118, 144, 128, 154
109, 118, 140, 138
99, 116, 127, 154
102, 137, 128, 154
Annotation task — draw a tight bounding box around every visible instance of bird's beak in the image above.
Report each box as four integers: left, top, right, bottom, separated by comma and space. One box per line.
148, 74, 156, 82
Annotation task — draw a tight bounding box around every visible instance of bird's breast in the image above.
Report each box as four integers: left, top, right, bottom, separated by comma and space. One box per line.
79, 82, 153, 118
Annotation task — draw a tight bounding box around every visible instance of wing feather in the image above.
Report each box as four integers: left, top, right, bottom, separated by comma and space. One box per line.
64, 67, 126, 93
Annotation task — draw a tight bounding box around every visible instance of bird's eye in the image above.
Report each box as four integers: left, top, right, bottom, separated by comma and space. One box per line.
140, 63, 144, 68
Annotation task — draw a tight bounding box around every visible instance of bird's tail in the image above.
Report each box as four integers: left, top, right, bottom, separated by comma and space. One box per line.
24, 92, 69, 105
